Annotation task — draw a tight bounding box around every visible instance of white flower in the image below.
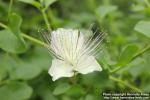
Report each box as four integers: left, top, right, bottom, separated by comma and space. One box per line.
44, 28, 104, 81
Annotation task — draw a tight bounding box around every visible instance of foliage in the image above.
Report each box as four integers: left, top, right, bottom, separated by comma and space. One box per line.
0, 0, 150, 100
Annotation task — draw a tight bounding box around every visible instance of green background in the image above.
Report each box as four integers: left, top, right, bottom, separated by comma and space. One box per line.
0, 0, 150, 100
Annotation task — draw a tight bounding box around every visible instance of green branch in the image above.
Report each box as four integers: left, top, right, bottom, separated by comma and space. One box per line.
110, 45, 150, 73
109, 76, 142, 92
38, 0, 52, 32
109, 45, 150, 90
41, 9, 52, 32
21, 33, 48, 47
132, 45, 150, 60
0, 22, 7, 28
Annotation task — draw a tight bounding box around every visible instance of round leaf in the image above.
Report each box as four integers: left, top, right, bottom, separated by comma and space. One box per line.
53, 83, 71, 95
117, 44, 139, 66
0, 30, 27, 53
10, 62, 42, 80
134, 20, 150, 38
96, 5, 117, 19
0, 82, 33, 100
8, 13, 22, 38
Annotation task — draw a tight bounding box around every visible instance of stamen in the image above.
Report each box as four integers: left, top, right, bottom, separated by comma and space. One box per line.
43, 28, 105, 67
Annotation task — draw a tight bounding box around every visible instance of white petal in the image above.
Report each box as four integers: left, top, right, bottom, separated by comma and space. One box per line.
75, 56, 102, 74
48, 59, 74, 81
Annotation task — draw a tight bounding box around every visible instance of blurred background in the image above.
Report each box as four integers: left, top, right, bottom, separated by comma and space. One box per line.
0, 0, 150, 100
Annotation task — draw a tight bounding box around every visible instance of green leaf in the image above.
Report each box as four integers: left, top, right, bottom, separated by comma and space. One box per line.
0, 67, 7, 82
18, 0, 41, 8
134, 20, 150, 38
128, 58, 145, 78
30, 46, 52, 70
142, 82, 150, 92
2, 54, 43, 80
66, 85, 85, 97
85, 94, 95, 100
82, 71, 110, 88
10, 62, 42, 80
2, 46, 51, 80
118, 44, 139, 66
0, 30, 27, 53
53, 83, 71, 95
8, 13, 26, 46
8, 13, 22, 38
131, 5, 145, 12
0, 56, 8, 81
43, 0, 56, 9
0, 82, 33, 100
96, 5, 117, 19
36, 82, 57, 100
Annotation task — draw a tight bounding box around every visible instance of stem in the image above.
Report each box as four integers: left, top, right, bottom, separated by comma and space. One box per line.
41, 9, 51, 32
21, 33, 48, 47
132, 45, 150, 60
109, 76, 142, 92
110, 45, 150, 73
109, 66, 121, 73
70, 72, 77, 84
8, 0, 13, 18
0, 22, 7, 28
